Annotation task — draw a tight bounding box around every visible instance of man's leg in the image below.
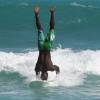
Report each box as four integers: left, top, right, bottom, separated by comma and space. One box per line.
46, 7, 55, 42
50, 7, 55, 31
34, 7, 42, 31
34, 7, 45, 50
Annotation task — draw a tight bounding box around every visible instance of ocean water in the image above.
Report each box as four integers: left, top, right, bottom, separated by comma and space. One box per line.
0, 0, 100, 100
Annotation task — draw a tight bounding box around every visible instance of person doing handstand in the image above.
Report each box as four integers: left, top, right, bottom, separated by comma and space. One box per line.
34, 7, 60, 80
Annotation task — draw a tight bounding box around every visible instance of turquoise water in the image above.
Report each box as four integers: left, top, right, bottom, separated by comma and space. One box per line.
0, 0, 100, 100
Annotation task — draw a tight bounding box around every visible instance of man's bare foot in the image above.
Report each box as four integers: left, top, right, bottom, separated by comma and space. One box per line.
34, 7, 40, 14
50, 7, 55, 13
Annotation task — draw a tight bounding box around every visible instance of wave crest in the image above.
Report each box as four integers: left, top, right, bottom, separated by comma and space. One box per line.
0, 48, 100, 87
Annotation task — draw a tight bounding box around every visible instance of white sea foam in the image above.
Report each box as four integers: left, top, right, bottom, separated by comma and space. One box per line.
0, 49, 100, 87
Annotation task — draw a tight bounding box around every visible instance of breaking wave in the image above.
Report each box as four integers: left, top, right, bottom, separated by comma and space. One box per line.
0, 48, 100, 87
